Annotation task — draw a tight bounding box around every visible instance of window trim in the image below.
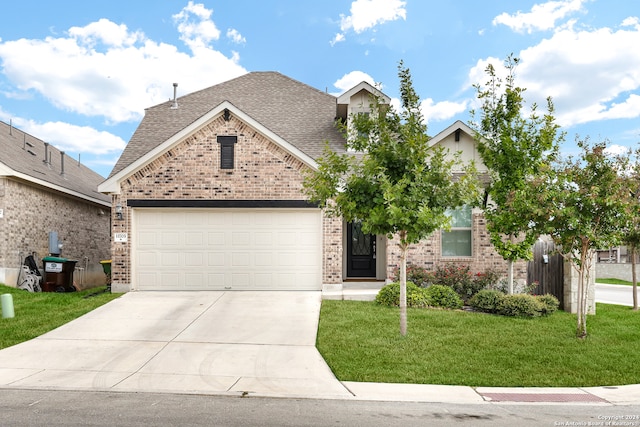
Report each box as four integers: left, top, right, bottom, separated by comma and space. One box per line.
441, 205, 473, 257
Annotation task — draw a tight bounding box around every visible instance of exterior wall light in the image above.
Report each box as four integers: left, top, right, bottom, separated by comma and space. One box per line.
115, 204, 123, 220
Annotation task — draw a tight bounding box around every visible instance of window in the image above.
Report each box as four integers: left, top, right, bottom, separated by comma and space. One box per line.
217, 135, 237, 169
442, 205, 472, 257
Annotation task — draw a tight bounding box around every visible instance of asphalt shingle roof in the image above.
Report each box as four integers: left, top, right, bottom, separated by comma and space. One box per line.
109, 72, 347, 178
0, 121, 110, 204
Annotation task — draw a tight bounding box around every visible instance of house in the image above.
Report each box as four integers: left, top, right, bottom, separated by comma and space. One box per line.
0, 121, 112, 289
98, 72, 525, 293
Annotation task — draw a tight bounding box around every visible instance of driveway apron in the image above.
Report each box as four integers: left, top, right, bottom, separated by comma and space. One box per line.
0, 291, 352, 399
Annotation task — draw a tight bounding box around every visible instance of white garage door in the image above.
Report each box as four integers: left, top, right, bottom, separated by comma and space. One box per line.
133, 209, 322, 291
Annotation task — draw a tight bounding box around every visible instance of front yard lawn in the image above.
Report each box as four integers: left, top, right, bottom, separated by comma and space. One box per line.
317, 300, 640, 387
0, 284, 120, 350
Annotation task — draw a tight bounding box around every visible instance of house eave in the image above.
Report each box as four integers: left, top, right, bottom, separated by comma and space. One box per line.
0, 163, 111, 207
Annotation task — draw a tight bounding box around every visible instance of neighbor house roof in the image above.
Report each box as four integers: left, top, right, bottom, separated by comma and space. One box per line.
108, 72, 348, 179
0, 121, 110, 206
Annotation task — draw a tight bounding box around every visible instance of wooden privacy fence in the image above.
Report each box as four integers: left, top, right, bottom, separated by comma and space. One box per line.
527, 239, 564, 307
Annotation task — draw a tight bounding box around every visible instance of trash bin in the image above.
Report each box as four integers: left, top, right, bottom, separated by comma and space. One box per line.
100, 260, 112, 292
42, 256, 77, 292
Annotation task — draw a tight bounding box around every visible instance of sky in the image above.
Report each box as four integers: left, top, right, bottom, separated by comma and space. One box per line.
0, 0, 638, 178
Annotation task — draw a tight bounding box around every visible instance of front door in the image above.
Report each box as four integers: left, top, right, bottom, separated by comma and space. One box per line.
347, 222, 376, 277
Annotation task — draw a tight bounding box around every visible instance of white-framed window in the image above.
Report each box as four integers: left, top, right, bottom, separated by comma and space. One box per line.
442, 205, 472, 257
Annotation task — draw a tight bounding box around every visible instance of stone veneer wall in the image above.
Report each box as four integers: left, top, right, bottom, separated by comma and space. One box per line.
111, 115, 342, 290
385, 210, 527, 281
0, 177, 110, 288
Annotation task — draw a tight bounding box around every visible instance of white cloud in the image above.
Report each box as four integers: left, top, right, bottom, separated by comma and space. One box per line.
1, 112, 126, 155
493, 0, 586, 34
604, 144, 629, 157
467, 16, 640, 129
333, 70, 377, 93
516, 22, 640, 127
420, 98, 468, 124
226, 28, 246, 44
172, 1, 220, 50
333, 0, 406, 44
0, 10, 246, 125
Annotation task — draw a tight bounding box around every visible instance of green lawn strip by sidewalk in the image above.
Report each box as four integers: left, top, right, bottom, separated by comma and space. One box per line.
0, 284, 121, 350
317, 300, 640, 387
596, 278, 634, 286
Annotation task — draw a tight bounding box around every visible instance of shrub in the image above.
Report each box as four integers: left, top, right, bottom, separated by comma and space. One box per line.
537, 294, 560, 315
391, 265, 430, 287
498, 294, 544, 317
427, 263, 487, 302
469, 289, 504, 314
375, 281, 430, 308
424, 285, 463, 309
473, 268, 502, 290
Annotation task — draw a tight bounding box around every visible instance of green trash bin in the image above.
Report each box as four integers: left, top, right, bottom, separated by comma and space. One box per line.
42, 256, 77, 292
100, 260, 112, 292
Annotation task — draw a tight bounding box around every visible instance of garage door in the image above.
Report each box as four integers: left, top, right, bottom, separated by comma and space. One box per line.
133, 209, 322, 290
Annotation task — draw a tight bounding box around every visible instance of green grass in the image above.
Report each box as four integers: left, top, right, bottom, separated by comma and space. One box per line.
596, 278, 634, 286
317, 300, 640, 387
0, 284, 120, 350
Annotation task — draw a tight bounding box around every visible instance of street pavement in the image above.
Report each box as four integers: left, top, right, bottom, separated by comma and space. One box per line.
0, 288, 638, 406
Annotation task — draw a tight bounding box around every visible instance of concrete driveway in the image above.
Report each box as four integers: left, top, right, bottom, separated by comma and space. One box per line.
0, 291, 352, 399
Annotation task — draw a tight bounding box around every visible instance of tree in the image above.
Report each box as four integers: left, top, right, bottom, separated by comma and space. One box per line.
303, 62, 480, 336
471, 55, 563, 294
535, 139, 629, 337
620, 149, 640, 311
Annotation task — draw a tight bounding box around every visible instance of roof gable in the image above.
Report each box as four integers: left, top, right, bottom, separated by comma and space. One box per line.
429, 120, 487, 172
99, 101, 319, 193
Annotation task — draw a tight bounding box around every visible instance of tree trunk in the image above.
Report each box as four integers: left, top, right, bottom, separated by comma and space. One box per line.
399, 231, 408, 337
576, 242, 590, 338
632, 245, 638, 311
507, 259, 514, 294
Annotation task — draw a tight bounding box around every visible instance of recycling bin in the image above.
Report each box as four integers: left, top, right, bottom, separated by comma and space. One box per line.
42, 256, 77, 292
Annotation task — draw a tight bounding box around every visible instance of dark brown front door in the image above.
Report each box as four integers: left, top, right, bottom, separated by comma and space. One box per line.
347, 222, 376, 277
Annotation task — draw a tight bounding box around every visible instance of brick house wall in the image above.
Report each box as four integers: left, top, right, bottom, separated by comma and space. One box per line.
385, 210, 528, 282
0, 177, 111, 288
110, 115, 343, 289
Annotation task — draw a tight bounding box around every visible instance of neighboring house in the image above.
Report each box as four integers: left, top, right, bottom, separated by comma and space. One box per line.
0, 121, 111, 289
98, 72, 525, 293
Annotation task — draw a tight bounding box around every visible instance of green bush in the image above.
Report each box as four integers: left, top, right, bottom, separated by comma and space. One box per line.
498, 294, 544, 317
537, 294, 560, 315
424, 285, 463, 309
391, 265, 430, 287
375, 281, 430, 308
469, 289, 505, 314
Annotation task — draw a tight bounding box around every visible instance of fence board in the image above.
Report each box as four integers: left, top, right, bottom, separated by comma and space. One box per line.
527, 240, 564, 307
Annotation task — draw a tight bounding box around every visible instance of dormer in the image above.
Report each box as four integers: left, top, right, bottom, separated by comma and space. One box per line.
428, 120, 488, 173
336, 81, 391, 123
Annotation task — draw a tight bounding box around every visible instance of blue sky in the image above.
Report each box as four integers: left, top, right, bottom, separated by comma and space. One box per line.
0, 0, 638, 178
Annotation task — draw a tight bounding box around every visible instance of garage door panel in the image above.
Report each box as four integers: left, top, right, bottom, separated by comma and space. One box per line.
134, 209, 321, 291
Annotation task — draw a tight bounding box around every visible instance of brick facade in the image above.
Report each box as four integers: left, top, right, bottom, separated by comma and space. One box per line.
385, 210, 527, 281
0, 177, 111, 288
110, 115, 343, 289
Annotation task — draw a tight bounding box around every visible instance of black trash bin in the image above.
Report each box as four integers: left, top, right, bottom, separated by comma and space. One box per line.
42, 256, 77, 292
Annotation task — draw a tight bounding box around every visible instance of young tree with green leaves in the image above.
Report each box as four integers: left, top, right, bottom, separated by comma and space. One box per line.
621, 149, 640, 311
303, 62, 480, 336
535, 140, 629, 337
471, 55, 563, 294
